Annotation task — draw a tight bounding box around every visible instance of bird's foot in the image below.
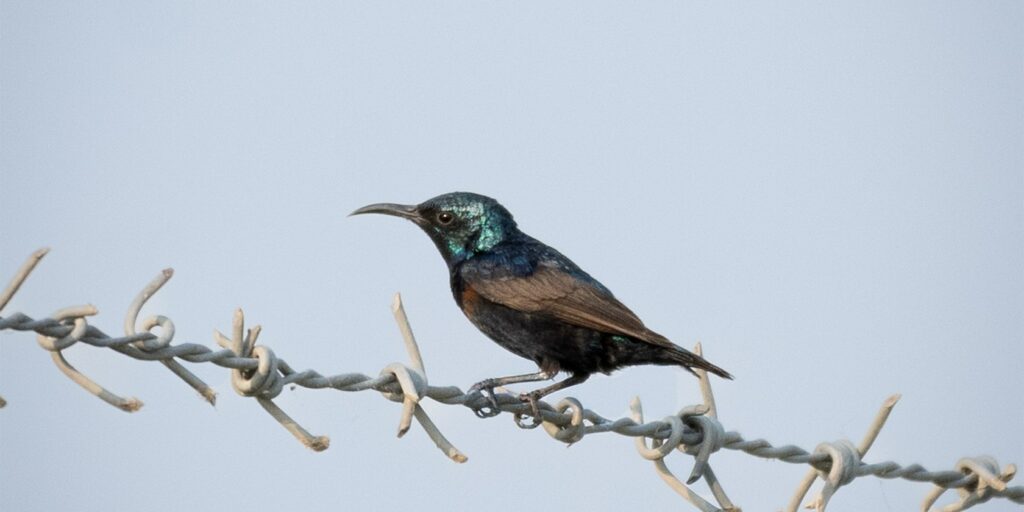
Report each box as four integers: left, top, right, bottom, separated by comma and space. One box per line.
514, 391, 544, 429
467, 379, 501, 418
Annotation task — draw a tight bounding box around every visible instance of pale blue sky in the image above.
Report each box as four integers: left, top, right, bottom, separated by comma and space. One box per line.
2, 2, 1022, 511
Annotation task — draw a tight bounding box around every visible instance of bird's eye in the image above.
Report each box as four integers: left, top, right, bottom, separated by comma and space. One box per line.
437, 211, 454, 225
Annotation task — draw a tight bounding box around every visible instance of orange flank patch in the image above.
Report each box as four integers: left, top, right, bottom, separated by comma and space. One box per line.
461, 286, 481, 315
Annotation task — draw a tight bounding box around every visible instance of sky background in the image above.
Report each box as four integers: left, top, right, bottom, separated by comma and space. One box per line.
1, 2, 1022, 511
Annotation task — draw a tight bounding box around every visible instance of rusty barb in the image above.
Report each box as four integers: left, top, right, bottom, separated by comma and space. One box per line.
1, 248, 1021, 511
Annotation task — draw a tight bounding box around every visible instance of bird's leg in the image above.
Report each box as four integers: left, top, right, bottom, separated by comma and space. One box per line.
517, 372, 590, 428
467, 370, 555, 418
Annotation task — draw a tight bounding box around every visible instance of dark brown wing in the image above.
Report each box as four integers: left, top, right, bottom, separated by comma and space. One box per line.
469, 263, 677, 349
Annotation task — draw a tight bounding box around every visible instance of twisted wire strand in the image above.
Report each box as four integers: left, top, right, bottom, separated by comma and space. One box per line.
1, 248, 1021, 512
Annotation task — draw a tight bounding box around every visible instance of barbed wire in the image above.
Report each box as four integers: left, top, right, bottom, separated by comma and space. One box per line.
1, 247, 1020, 512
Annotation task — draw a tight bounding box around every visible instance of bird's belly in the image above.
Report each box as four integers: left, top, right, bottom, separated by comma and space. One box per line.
461, 296, 613, 374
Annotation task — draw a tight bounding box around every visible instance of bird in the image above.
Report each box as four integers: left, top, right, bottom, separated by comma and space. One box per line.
351, 192, 732, 419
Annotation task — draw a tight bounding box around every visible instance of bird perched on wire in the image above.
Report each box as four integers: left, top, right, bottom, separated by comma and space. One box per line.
351, 192, 732, 420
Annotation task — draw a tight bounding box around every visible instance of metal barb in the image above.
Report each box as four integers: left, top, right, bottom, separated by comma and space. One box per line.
631, 397, 722, 511
787, 394, 902, 512
0, 247, 50, 408
389, 293, 466, 463
124, 268, 216, 405
0, 247, 49, 313
689, 343, 738, 510
34, 304, 144, 411
215, 308, 329, 450
921, 458, 1019, 511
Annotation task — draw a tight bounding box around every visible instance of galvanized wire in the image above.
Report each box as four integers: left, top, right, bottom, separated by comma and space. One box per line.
1, 248, 1021, 511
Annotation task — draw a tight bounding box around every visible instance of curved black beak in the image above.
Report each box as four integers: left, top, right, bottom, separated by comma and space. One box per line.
350, 202, 423, 223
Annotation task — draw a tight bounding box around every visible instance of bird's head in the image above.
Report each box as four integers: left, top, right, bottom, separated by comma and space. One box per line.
351, 192, 520, 266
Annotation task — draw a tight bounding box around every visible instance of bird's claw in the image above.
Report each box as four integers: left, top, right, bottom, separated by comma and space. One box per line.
514, 392, 544, 429
468, 380, 501, 418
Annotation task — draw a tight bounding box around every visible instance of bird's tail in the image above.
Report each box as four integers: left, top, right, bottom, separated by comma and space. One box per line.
620, 331, 734, 379
667, 346, 733, 379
